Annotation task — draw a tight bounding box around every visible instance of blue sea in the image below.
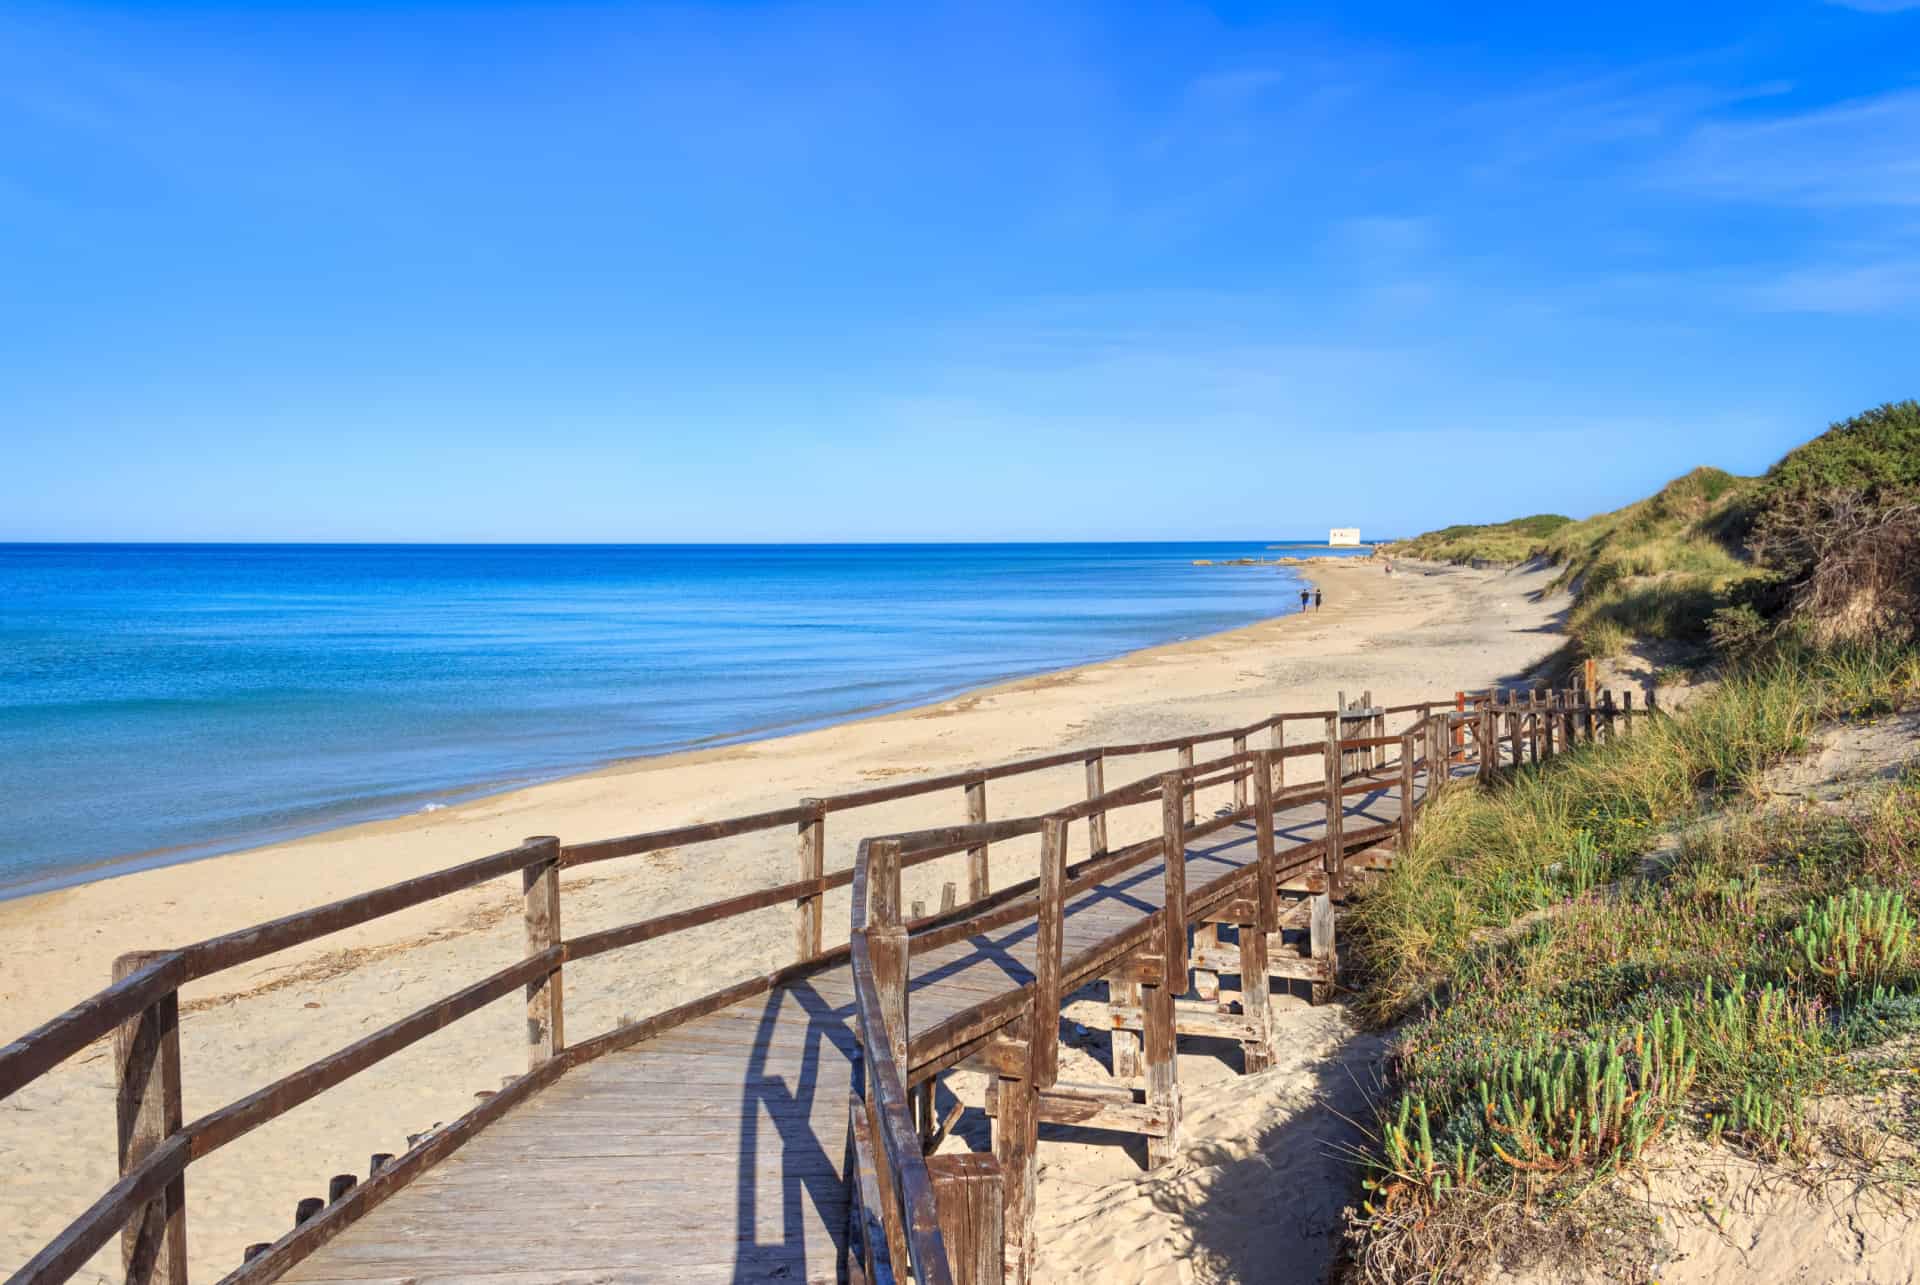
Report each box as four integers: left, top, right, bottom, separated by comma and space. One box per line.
0, 543, 1364, 897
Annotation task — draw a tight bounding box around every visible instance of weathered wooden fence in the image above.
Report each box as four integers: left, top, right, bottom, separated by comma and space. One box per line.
0, 684, 1641, 1285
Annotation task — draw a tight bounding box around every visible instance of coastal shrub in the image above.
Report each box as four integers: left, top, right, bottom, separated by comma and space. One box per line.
1345, 641, 1920, 1281
1707, 602, 1770, 657
1386, 513, 1574, 565
1744, 402, 1920, 646
1790, 887, 1916, 998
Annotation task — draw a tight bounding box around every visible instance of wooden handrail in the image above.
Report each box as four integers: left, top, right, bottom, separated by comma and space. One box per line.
3, 687, 1631, 1285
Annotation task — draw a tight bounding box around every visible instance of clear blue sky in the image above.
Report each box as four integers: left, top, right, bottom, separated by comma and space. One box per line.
3, 1, 1916, 542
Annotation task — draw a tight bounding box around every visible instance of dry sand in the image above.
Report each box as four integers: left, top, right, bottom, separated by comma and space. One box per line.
0, 557, 1568, 1282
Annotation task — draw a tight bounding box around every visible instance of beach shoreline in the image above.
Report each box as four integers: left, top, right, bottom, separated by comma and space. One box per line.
1, 554, 1567, 1281
0, 542, 1352, 903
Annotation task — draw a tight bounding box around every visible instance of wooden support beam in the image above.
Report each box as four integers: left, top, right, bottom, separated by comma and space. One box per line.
1309, 893, 1335, 1005
1243, 751, 1277, 1072
1106, 975, 1140, 1079
1232, 734, 1249, 810
1142, 976, 1179, 1167
1192, 923, 1220, 1002
113, 951, 187, 1285
965, 777, 990, 902
928, 1153, 1003, 1285
993, 1018, 1037, 1285
795, 803, 826, 962
521, 836, 564, 1068
1106, 1001, 1262, 1042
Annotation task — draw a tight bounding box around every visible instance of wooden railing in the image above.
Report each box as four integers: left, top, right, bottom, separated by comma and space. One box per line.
842, 685, 1648, 1283
0, 685, 1641, 1285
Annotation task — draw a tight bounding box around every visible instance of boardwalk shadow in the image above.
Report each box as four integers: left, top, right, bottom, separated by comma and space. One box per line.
732, 979, 859, 1284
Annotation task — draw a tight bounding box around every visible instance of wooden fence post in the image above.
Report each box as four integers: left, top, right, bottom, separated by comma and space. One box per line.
1623, 690, 1634, 731
994, 1013, 1038, 1284
1031, 818, 1066, 1089
796, 801, 825, 961
1143, 973, 1180, 1166
1366, 690, 1382, 770
965, 776, 990, 902
1232, 733, 1249, 811
1159, 774, 1188, 984
1335, 691, 1347, 776
1084, 753, 1108, 859
1269, 717, 1286, 793
928, 1152, 1004, 1285
1322, 721, 1344, 899
1477, 704, 1495, 784
1398, 730, 1416, 852
113, 951, 187, 1285
1243, 751, 1277, 1072
522, 835, 564, 1067
1177, 742, 1196, 826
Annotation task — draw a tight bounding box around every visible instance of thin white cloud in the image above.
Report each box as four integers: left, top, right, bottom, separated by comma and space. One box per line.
1662, 89, 1920, 206
1748, 259, 1920, 313
1827, 0, 1920, 12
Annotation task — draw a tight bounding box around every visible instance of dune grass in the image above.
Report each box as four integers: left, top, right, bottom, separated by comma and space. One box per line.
1384, 514, 1572, 565
1344, 643, 1920, 1281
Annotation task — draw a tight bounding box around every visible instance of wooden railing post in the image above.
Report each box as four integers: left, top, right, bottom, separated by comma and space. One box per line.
1399, 730, 1416, 852
1177, 742, 1196, 826
871, 837, 903, 930
1159, 774, 1188, 983
1243, 752, 1277, 1071
1031, 818, 1066, 1089
1335, 690, 1350, 776
1269, 716, 1286, 793
993, 1013, 1038, 1283
1232, 733, 1249, 810
1322, 721, 1344, 898
522, 835, 564, 1068
964, 776, 990, 902
1623, 689, 1634, 730
1477, 704, 1496, 783
1364, 690, 1381, 771
113, 952, 187, 1285
796, 800, 826, 962
1084, 753, 1108, 858
928, 1153, 1004, 1285
1452, 690, 1466, 762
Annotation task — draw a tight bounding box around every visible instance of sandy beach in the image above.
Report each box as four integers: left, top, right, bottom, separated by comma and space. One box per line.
0, 556, 1568, 1281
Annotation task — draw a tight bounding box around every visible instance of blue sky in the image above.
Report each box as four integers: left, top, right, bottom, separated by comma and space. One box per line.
2, 1, 1916, 542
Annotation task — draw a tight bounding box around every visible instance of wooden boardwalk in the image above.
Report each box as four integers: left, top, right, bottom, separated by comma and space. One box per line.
278, 768, 1424, 1284
7, 687, 1629, 1285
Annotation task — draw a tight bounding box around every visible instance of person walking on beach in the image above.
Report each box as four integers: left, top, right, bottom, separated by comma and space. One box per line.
1299, 588, 1310, 612
1314, 588, 1323, 610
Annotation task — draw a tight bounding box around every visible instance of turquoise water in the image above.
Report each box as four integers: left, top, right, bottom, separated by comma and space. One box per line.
0, 543, 1361, 896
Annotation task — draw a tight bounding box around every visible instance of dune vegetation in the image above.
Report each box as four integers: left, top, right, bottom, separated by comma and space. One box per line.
1344, 404, 1920, 1281
1385, 402, 1920, 664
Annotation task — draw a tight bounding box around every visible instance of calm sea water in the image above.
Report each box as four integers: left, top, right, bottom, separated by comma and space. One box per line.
0, 543, 1361, 897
